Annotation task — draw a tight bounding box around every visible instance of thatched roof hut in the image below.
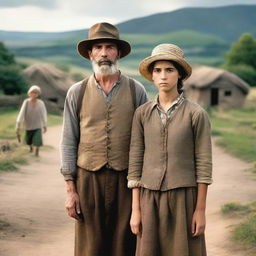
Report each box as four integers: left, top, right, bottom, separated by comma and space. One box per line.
184, 66, 250, 109
22, 63, 74, 112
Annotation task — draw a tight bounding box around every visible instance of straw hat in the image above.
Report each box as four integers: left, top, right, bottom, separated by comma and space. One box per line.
77, 22, 131, 59
139, 43, 192, 81
27, 85, 41, 95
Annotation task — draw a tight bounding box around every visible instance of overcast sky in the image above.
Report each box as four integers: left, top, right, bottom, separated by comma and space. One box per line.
1, 0, 256, 32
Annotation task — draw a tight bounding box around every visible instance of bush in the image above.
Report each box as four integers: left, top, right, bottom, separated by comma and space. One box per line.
222, 33, 256, 86
0, 65, 28, 95
225, 33, 256, 69
222, 64, 256, 86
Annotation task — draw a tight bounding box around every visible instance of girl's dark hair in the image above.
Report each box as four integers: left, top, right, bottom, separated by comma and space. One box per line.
148, 60, 186, 94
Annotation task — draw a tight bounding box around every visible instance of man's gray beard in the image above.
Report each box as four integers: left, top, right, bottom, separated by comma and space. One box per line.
91, 60, 119, 75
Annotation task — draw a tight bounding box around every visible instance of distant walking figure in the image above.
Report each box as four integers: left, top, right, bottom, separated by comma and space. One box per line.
16, 85, 47, 156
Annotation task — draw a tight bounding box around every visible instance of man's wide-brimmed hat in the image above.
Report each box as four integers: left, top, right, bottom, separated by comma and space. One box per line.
77, 22, 131, 59
139, 43, 192, 81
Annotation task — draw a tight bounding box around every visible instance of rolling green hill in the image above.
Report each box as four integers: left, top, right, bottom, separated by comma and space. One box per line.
0, 5, 256, 47
1, 4, 255, 48
117, 5, 256, 42
0, 4, 254, 83
10, 30, 228, 69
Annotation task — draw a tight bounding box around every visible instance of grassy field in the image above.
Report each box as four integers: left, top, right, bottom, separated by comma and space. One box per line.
0, 107, 62, 171
209, 89, 256, 165
0, 107, 63, 139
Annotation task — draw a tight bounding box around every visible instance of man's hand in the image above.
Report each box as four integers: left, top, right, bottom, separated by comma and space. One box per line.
65, 180, 82, 221
43, 127, 47, 133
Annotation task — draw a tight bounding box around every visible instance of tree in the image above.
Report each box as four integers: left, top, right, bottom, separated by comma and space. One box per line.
0, 41, 28, 94
0, 65, 28, 95
223, 33, 256, 86
0, 42, 16, 65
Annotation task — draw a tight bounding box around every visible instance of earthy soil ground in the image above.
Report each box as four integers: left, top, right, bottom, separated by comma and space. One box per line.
0, 126, 255, 256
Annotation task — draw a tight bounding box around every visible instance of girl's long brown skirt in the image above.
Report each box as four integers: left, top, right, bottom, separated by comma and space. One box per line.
136, 187, 207, 256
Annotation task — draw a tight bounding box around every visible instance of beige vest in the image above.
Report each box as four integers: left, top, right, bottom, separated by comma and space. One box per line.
77, 74, 135, 171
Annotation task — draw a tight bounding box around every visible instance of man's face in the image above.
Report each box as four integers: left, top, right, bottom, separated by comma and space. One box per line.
89, 42, 119, 64
89, 42, 119, 75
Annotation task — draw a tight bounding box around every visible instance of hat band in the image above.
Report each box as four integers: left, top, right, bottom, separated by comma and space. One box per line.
90, 31, 119, 40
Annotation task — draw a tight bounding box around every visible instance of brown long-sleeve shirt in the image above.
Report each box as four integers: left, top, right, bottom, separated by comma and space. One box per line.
128, 98, 212, 191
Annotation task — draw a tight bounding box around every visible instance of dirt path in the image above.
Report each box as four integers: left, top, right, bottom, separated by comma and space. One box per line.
206, 138, 256, 256
0, 126, 255, 256
0, 126, 74, 256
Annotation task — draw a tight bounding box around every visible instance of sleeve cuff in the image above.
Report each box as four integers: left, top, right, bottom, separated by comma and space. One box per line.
128, 180, 142, 189
63, 174, 75, 181
60, 168, 77, 181
197, 177, 213, 185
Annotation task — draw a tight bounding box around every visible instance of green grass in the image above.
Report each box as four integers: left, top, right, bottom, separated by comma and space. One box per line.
0, 107, 62, 139
0, 143, 28, 171
233, 215, 256, 245
210, 95, 256, 164
0, 107, 62, 171
47, 113, 63, 126
221, 202, 251, 214
0, 107, 21, 139
222, 201, 256, 252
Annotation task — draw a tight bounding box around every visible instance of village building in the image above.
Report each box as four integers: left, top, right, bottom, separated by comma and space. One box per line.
183, 66, 250, 109
22, 63, 74, 113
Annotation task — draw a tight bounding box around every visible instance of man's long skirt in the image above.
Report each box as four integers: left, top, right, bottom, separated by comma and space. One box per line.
75, 167, 136, 256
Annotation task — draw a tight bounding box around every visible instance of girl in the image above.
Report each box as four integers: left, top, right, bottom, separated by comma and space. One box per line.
128, 44, 212, 256
16, 85, 47, 156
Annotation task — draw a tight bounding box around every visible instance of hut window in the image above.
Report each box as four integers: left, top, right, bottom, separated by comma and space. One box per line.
224, 90, 232, 96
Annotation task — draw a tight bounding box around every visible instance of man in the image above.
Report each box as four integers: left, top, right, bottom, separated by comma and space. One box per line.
60, 22, 148, 256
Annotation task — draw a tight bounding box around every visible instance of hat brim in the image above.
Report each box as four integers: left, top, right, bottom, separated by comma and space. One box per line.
77, 38, 131, 59
139, 54, 192, 82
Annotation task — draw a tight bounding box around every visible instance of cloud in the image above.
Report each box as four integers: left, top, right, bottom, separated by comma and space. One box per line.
0, 0, 57, 9
0, 6, 117, 32
54, 0, 256, 23
0, 0, 255, 32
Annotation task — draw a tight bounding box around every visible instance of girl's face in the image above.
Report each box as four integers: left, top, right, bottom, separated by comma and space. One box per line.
152, 61, 180, 94
29, 91, 39, 100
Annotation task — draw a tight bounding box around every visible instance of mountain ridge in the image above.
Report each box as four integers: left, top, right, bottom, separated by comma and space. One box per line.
0, 4, 255, 47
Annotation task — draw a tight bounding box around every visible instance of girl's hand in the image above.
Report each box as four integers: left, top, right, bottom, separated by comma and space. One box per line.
130, 209, 142, 236
191, 209, 206, 237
